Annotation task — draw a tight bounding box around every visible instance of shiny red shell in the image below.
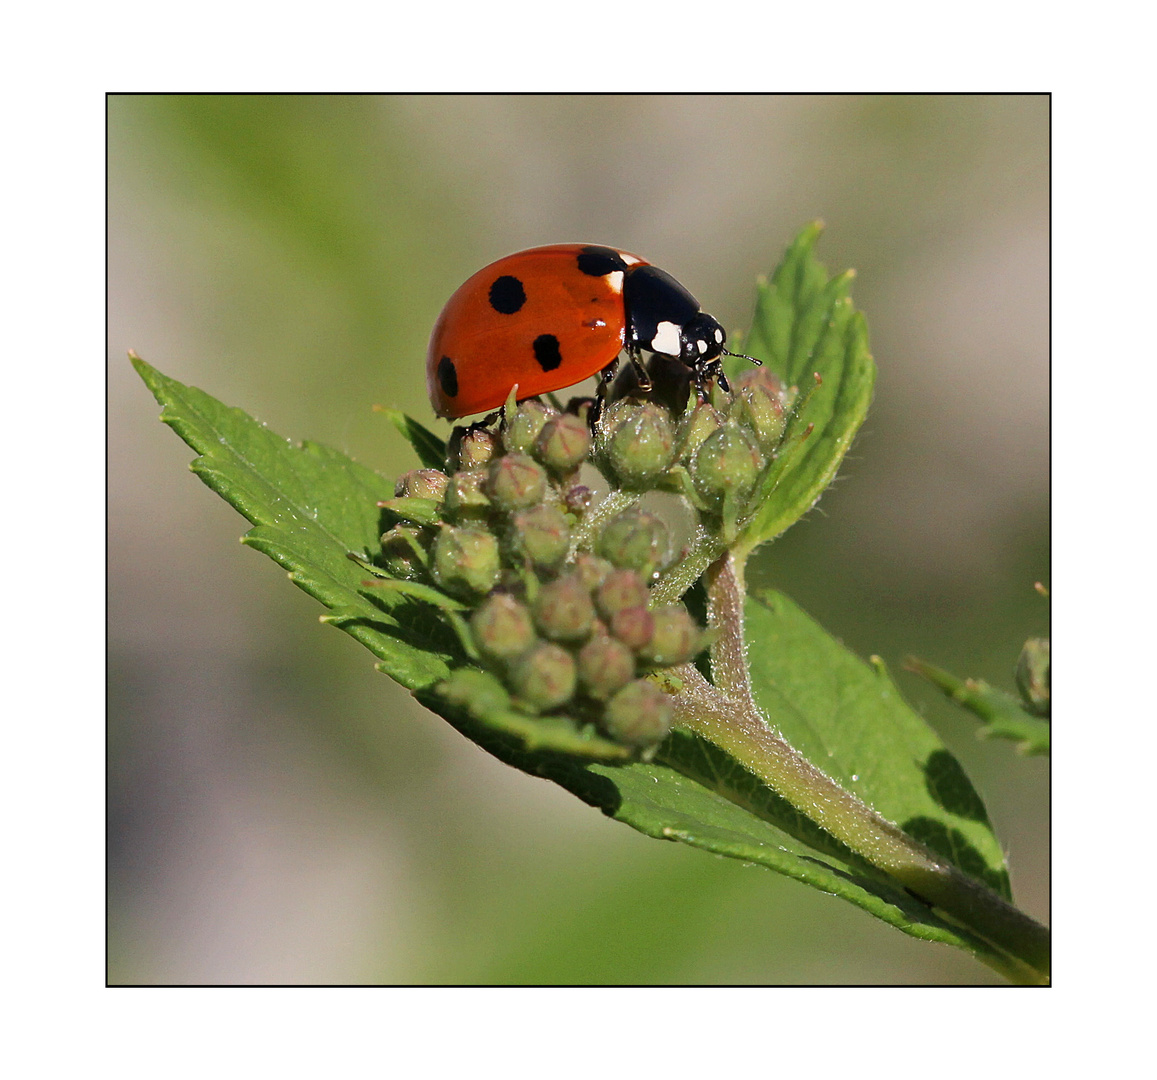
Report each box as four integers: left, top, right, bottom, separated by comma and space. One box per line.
426, 244, 648, 418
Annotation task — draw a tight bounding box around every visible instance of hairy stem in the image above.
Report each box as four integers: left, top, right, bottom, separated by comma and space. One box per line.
568, 487, 637, 557
651, 525, 725, 606
669, 551, 1050, 982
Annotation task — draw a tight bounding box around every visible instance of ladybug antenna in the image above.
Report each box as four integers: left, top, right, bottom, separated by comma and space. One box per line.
721, 347, 762, 367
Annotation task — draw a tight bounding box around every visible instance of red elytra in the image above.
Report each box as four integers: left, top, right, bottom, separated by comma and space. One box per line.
426, 243, 739, 420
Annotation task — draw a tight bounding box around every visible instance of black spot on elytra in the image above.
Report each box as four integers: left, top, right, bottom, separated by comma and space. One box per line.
577, 246, 628, 277
489, 275, 526, 314
437, 355, 458, 397
533, 334, 562, 371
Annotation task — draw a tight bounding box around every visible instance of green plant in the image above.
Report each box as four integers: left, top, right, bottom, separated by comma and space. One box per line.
133, 223, 1049, 984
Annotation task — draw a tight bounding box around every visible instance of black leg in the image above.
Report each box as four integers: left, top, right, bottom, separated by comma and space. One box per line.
589, 357, 620, 428
625, 345, 653, 391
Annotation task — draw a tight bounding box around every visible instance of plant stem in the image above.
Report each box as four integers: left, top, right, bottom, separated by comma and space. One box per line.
651, 525, 724, 606
568, 488, 637, 557
669, 551, 1050, 982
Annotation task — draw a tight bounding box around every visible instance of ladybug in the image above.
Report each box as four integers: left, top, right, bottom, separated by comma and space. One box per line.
426, 244, 757, 420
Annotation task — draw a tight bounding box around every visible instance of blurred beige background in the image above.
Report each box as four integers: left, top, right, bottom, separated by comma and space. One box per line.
108, 94, 1048, 984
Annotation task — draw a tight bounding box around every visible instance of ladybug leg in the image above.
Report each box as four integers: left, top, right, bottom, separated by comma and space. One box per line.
625, 344, 653, 391
589, 358, 620, 428
690, 355, 726, 401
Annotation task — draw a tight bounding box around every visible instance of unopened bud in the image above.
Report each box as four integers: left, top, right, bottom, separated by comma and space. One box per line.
1016, 637, 1050, 717
471, 593, 536, 662
573, 553, 614, 593
510, 642, 577, 711
487, 453, 547, 511
394, 468, 449, 502
594, 568, 650, 620
438, 668, 511, 715
639, 606, 703, 666
449, 425, 501, 471
431, 525, 501, 596
507, 504, 571, 571
609, 605, 655, 651
576, 635, 636, 701
503, 400, 556, 455
604, 402, 675, 488
532, 574, 595, 643
733, 389, 786, 455
602, 679, 674, 747
692, 425, 764, 509
379, 524, 428, 580
535, 413, 591, 474
443, 467, 491, 518
676, 401, 724, 464
597, 509, 671, 579
734, 365, 786, 401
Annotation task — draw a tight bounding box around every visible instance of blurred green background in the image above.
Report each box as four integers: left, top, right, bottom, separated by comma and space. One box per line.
108, 94, 1048, 985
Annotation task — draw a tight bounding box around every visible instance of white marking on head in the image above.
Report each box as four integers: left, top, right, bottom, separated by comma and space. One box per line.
715, 328, 724, 343
606, 271, 624, 293
651, 320, 681, 355
697, 340, 708, 354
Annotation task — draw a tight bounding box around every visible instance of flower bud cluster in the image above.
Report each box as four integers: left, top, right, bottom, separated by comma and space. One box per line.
593, 367, 794, 530
381, 398, 716, 751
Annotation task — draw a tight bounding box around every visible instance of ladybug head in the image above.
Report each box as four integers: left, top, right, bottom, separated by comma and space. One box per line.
681, 312, 728, 365
682, 311, 762, 377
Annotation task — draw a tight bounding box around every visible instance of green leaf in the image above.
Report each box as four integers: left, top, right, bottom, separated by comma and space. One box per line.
132, 354, 456, 691
734, 223, 876, 554
738, 591, 1012, 897
906, 657, 1051, 756
376, 406, 447, 470
465, 730, 1037, 983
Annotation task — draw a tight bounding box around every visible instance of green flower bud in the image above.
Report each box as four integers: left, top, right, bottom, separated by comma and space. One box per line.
510, 642, 577, 711
639, 605, 703, 666
443, 467, 491, 519
576, 634, 636, 701
449, 425, 501, 471
534, 413, 591, 474
1015, 637, 1050, 717
394, 468, 449, 502
676, 401, 724, 465
487, 453, 547, 511
438, 668, 511, 716
379, 524, 428, 580
594, 568, 650, 620
573, 553, 614, 593
532, 574, 595, 643
597, 509, 671, 579
507, 504, 571, 572
734, 365, 787, 401
734, 367, 791, 453
604, 402, 675, 488
503, 399, 556, 454
609, 605, 655, 651
692, 425, 764, 510
602, 679, 674, 747
431, 525, 501, 596
470, 593, 536, 662
732, 385, 786, 455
